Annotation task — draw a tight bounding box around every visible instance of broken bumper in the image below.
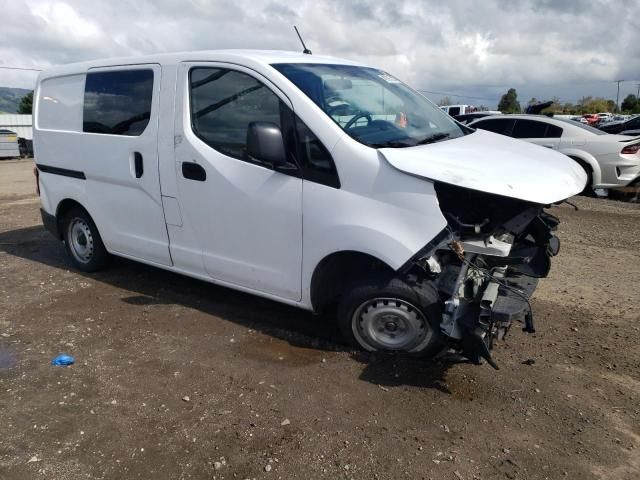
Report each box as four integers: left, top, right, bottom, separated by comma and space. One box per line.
405, 184, 564, 368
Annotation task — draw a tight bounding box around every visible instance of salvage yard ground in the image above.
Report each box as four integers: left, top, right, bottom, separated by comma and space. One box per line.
1, 158, 639, 480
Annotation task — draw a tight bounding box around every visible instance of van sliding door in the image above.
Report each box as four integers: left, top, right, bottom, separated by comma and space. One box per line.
81, 64, 172, 266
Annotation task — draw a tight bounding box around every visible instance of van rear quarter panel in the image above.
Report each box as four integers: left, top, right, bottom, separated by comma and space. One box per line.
34, 73, 89, 216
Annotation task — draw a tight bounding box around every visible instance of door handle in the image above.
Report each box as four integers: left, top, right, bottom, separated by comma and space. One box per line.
182, 161, 206, 181
134, 152, 144, 178
542, 144, 555, 149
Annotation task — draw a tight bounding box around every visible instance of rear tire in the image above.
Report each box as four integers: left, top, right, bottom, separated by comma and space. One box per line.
62, 207, 110, 272
338, 275, 445, 356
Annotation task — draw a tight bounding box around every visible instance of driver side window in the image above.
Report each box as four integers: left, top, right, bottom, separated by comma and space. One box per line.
189, 67, 284, 162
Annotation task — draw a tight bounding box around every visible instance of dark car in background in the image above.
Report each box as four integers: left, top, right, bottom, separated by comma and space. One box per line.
599, 115, 640, 135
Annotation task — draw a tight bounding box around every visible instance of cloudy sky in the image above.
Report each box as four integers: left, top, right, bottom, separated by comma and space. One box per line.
2, 0, 639, 107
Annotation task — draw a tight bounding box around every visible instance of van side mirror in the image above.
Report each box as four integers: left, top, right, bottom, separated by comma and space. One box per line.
246, 122, 287, 167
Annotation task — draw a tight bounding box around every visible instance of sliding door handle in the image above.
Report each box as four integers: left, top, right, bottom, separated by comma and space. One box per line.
134, 152, 144, 178
182, 162, 206, 181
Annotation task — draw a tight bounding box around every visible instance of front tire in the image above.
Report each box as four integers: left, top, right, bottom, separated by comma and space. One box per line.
338, 275, 444, 356
62, 207, 110, 272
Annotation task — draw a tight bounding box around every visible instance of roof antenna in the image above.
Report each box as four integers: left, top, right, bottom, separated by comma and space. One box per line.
294, 26, 312, 55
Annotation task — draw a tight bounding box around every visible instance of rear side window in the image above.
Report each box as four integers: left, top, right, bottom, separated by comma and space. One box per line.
83, 69, 154, 136
448, 107, 460, 116
511, 120, 564, 139
190, 67, 282, 161
473, 118, 515, 135
512, 119, 550, 139
545, 124, 563, 138
38, 74, 85, 132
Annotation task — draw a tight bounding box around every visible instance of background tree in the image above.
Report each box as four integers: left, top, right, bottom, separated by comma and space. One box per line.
540, 96, 563, 115
578, 96, 613, 114
18, 91, 33, 114
437, 96, 452, 106
562, 102, 578, 114
621, 94, 638, 113
497, 88, 521, 113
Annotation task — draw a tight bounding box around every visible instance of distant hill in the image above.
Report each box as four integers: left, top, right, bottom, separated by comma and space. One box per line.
0, 87, 32, 114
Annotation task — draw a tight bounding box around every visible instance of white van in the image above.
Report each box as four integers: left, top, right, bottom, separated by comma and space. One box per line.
34, 50, 585, 367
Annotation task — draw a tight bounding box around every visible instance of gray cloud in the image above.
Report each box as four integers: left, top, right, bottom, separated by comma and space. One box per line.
1, 0, 639, 107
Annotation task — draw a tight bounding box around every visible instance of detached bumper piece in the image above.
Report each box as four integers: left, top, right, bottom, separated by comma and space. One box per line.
493, 274, 539, 336
458, 273, 539, 370
457, 214, 560, 369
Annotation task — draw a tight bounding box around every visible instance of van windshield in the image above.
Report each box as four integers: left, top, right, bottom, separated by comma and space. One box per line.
272, 63, 469, 148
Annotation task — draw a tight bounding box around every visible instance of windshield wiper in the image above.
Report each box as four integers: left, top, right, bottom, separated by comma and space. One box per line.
370, 133, 451, 149
415, 132, 450, 145
370, 140, 414, 148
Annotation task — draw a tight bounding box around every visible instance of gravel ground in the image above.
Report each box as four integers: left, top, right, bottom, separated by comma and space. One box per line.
1, 158, 639, 480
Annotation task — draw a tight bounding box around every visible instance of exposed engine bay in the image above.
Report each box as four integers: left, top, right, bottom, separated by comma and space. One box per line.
402, 182, 562, 369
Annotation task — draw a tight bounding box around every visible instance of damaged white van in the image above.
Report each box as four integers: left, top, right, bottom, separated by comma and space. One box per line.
34, 51, 586, 368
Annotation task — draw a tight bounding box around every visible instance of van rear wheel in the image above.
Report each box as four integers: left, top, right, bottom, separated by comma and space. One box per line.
338, 275, 445, 356
62, 207, 110, 272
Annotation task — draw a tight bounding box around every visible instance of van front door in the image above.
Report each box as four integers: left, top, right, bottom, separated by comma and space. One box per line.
172, 63, 302, 301
82, 64, 171, 266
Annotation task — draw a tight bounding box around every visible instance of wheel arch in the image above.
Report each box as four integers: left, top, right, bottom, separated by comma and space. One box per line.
55, 199, 94, 240
309, 250, 396, 313
561, 149, 601, 186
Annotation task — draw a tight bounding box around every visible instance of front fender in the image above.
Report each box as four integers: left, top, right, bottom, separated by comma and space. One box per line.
300, 178, 448, 308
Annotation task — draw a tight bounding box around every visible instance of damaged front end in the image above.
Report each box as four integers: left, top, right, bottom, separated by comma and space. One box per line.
401, 183, 562, 369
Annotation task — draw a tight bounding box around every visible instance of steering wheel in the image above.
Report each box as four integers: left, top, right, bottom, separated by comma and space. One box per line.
344, 111, 373, 129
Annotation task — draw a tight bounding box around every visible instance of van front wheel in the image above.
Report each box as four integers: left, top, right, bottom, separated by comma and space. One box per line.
62, 207, 110, 272
338, 276, 444, 356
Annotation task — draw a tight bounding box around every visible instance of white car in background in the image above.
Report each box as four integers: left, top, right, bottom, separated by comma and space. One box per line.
468, 114, 640, 192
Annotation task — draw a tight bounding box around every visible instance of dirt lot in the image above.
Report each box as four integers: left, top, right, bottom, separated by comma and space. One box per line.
1, 158, 639, 480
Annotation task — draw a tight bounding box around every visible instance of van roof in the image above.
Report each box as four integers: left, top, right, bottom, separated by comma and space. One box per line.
38, 50, 364, 79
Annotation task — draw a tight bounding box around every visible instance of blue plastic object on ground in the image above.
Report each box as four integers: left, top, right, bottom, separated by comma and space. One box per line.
51, 354, 75, 366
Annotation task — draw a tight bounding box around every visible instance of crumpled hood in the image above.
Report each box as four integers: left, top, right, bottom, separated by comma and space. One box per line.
380, 130, 587, 204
